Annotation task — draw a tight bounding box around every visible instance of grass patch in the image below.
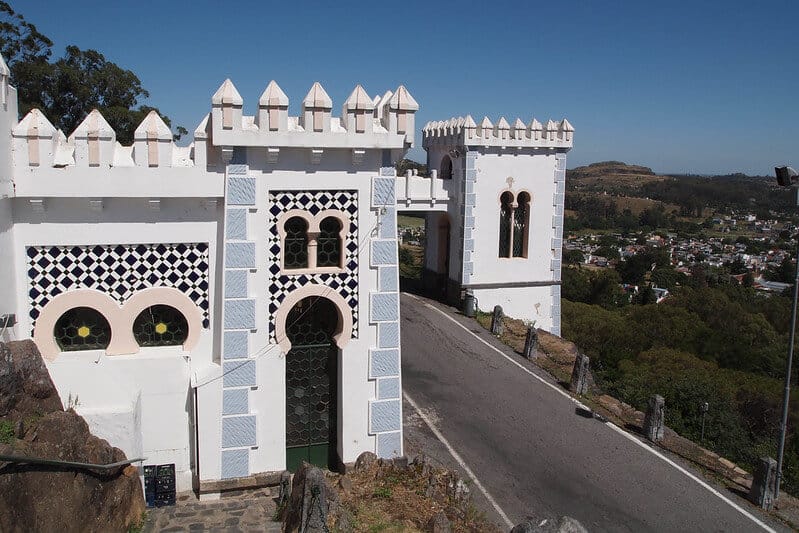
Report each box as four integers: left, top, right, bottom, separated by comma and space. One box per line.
127, 511, 147, 533
0, 419, 15, 444
474, 311, 577, 384
372, 486, 392, 499
331, 461, 501, 532
399, 244, 423, 280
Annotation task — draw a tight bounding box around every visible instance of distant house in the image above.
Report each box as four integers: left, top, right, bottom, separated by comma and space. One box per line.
754, 278, 791, 294
652, 287, 670, 303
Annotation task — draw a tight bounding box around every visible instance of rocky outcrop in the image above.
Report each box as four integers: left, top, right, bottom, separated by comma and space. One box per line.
283, 462, 330, 533
0, 340, 62, 419
0, 340, 144, 533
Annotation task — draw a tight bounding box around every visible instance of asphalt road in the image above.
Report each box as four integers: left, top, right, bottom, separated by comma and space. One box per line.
400, 292, 788, 532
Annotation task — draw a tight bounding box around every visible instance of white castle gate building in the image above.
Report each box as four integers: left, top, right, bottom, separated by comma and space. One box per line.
0, 54, 572, 496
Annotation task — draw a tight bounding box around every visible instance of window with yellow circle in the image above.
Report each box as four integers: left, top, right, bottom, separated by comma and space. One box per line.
133, 305, 188, 347
54, 307, 111, 351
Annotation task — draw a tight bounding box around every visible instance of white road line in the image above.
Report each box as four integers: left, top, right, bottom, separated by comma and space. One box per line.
403, 391, 515, 529
402, 292, 777, 533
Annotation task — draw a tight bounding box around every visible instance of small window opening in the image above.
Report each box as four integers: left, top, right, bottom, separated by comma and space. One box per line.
317, 217, 342, 268
285, 217, 309, 269
54, 307, 111, 351
513, 192, 531, 258
133, 305, 189, 347
499, 191, 513, 258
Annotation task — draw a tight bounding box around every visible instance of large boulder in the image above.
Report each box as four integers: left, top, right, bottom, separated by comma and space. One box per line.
0, 340, 144, 532
283, 462, 330, 533
0, 340, 61, 418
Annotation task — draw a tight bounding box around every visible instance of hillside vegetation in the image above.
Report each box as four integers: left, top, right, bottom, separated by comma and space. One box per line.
562, 160, 799, 495
566, 161, 790, 223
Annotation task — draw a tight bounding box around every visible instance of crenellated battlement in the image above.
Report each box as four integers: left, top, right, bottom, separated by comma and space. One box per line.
11, 108, 198, 171
3, 54, 419, 175
209, 79, 418, 152
422, 115, 573, 149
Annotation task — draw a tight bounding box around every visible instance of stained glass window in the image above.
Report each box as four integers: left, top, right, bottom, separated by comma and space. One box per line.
133, 305, 188, 347
499, 192, 513, 257
317, 217, 342, 268
513, 192, 530, 258
54, 307, 111, 351
285, 217, 309, 269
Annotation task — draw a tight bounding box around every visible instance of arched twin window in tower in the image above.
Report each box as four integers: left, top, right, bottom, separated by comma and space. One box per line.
280, 211, 347, 272
498, 191, 531, 258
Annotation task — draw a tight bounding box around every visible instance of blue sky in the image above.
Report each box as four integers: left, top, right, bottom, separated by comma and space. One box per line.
14, 0, 799, 175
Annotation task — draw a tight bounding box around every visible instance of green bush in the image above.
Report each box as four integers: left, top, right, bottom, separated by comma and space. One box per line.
562, 292, 799, 494
0, 420, 15, 444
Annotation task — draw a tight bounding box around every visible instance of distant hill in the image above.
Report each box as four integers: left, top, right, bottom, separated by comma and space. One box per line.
566, 161, 792, 220
571, 161, 655, 176
567, 161, 668, 191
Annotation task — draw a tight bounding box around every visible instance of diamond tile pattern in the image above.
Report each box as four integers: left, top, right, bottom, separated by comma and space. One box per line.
26, 243, 210, 331
268, 191, 359, 341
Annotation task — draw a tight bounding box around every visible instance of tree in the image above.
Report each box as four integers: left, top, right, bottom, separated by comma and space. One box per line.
0, 2, 51, 64
725, 257, 748, 275
593, 245, 619, 261
764, 257, 795, 284
396, 158, 428, 177
650, 266, 681, 289
562, 266, 591, 303
633, 286, 657, 305
563, 248, 585, 265
562, 266, 626, 309
617, 208, 638, 234
0, 3, 182, 144
587, 268, 626, 309
561, 300, 638, 371
639, 205, 668, 230
617, 246, 670, 285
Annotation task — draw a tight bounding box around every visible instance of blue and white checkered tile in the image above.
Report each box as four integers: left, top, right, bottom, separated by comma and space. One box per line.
26, 243, 210, 331
267, 190, 359, 341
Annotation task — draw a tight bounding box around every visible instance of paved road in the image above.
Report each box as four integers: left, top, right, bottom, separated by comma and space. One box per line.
400, 293, 788, 532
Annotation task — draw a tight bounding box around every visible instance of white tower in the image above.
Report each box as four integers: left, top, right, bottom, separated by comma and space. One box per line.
422, 115, 573, 334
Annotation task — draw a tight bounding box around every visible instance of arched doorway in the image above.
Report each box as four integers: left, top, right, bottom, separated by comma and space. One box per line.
285, 296, 339, 472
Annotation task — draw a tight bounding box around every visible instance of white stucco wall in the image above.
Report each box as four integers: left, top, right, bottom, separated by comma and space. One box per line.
46, 346, 202, 490
12, 198, 221, 491
0, 198, 15, 342
469, 151, 557, 285
471, 286, 555, 329
0, 84, 18, 341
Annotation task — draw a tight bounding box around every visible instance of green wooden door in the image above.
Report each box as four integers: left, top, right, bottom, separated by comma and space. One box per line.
285, 297, 338, 472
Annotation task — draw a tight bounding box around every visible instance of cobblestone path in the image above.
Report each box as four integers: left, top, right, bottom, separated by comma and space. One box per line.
143, 488, 282, 532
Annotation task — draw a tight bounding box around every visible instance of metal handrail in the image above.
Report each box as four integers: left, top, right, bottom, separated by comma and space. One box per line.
0, 454, 146, 471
